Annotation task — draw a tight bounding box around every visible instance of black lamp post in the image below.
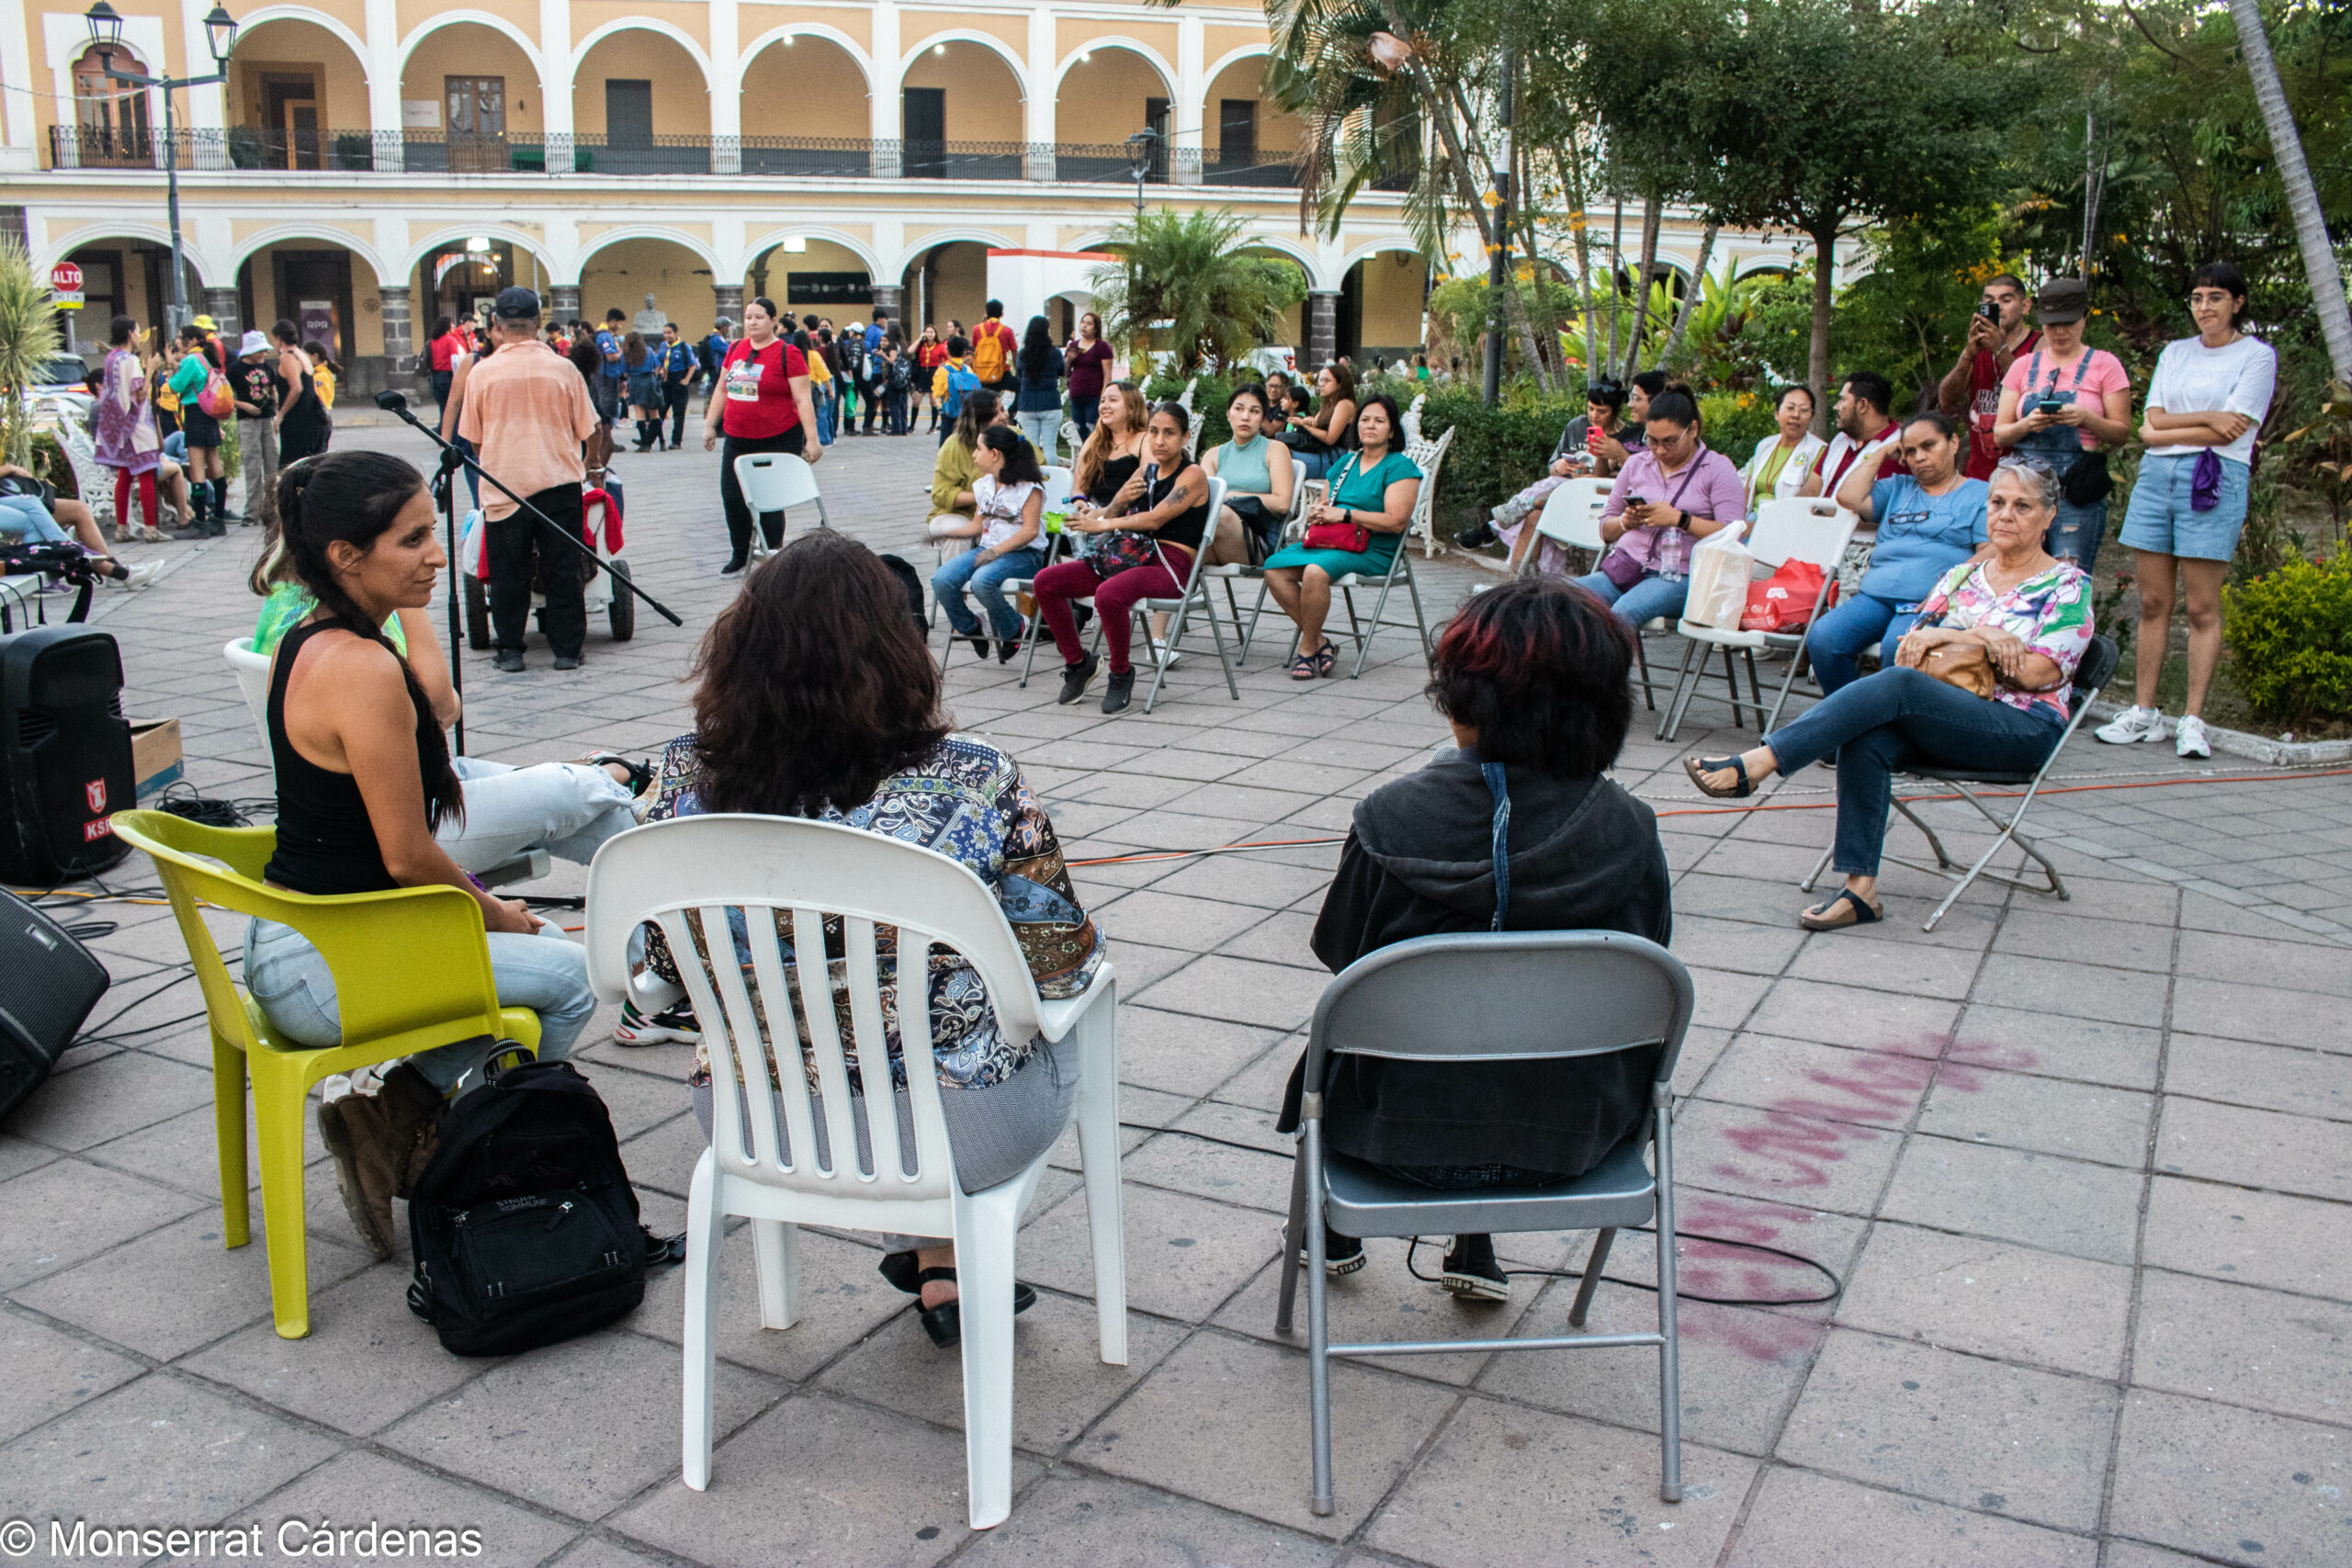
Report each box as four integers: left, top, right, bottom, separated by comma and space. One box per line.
1126, 126, 1162, 216
83, 3, 238, 333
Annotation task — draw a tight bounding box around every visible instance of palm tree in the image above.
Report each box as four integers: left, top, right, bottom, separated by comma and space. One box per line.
1090, 208, 1308, 375
2227, 0, 2352, 381
0, 238, 62, 468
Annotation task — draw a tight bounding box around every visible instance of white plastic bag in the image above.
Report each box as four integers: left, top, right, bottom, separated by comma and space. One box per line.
457, 507, 486, 580
1683, 520, 1754, 630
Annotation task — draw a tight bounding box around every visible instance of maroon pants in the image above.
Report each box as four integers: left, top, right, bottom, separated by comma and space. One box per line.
1034, 547, 1191, 675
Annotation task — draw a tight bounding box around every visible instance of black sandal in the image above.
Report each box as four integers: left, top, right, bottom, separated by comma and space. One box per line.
877, 1252, 1037, 1348
582, 751, 654, 795
1684, 753, 1754, 800
1799, 889, 1884, 931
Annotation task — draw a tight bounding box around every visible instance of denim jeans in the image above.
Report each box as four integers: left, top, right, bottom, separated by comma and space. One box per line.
1570, 568, 1689, 626
2045, 495, 2107, 575
933, 544, 1047, 641
440, 756, 639, 876
0, 494, 70, 546
1805, 592, 1921, 695
243, 918, 597, 1094
1765, 666, 2064, 877
1069, 395, 1100, 440
1016, 410, 1061, 468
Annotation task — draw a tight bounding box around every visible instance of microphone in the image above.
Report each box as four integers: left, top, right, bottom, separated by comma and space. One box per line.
374, 389, 409, 412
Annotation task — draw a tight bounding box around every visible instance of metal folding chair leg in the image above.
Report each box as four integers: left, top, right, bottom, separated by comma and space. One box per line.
1567, 1227, 1616, 1327
1302, 1122, 1336, 1517
1275, 1148, 1306, 1337
1657, 637, 1706, 741
1654, 1088, 1684, 1505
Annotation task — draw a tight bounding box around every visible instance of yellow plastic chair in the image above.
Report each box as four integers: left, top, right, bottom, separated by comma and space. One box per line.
109, 809, 541, 1338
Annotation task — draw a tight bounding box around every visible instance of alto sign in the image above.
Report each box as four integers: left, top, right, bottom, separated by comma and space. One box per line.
49, 261, 84, 310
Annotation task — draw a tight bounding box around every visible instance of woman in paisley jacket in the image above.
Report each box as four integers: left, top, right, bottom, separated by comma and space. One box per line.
638, 530, 1104, 1346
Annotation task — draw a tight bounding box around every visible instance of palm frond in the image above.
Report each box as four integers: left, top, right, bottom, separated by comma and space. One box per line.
0, 239, 63, 467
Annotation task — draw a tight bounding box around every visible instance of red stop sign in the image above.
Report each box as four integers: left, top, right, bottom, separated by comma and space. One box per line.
50, 262, 83, 293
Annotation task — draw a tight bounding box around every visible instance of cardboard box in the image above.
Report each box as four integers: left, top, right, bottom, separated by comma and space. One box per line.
130, 717, 182, 799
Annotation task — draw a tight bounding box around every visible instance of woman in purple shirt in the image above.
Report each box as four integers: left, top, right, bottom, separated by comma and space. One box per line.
1571, 388, 1750, 626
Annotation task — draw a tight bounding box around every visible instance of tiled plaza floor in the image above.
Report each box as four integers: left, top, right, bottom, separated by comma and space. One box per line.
4, 413, 2348, 1567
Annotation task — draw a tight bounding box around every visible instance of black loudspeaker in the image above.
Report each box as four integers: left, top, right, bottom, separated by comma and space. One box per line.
0, 626, 134, 885
0, 888, 111, 1121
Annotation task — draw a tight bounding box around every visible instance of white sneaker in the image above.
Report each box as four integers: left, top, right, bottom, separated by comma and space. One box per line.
113, 560, 160, 591
2095, 705, 2168, 745
2176, 715, 2212, 760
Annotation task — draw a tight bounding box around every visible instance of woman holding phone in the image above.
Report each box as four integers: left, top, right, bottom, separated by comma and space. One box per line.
1991, 277, 2131, 573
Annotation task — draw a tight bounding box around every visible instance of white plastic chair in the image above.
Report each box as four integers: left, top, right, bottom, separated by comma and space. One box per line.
1655, 497, 1858, 742
1519, 476, 1611, 574
1404, 423, 1454, 558
1401, 392, 1426, 446
584, 814, 1125, 1530
732, 451, 831, 561
225, 637, 274, 757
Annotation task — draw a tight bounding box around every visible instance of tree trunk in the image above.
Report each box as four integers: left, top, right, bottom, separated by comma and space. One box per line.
2228, 0, 2352, 381
1621, 193, 1663, 382
1659, 223, 1720, 373
1564, 141, 1600, 388
1606, 195, 1625, 376
1808, 226, 1838, 435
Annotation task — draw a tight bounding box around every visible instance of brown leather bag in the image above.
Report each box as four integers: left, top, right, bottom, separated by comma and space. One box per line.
1918, 639, 1997, 699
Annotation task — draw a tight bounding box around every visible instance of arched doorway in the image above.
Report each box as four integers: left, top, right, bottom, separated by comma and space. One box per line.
413, 236, 557, 341
238, 238, 390, 392
223, 17, 370, 170
399, 22, 544, 173
898, 40, 1023, 179
1237, 246, 1312, 355
1053, 47, 1171, 183
579, 238, 715, 342
740, 35, 871, 175
744, 238, 874, 324
1339, 249, 1430, 367
53, 236, 191, 357
62, 46, 149, 167
900, 241, 997, 333
572, 28, 713, 175
1200, 54, 1300, 187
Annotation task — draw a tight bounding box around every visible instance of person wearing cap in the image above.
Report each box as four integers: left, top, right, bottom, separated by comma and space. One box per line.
1937, 273, 2039, 480
458, 288, 604, 672
1991, 277, 2132, 575
232, 327, 287, 538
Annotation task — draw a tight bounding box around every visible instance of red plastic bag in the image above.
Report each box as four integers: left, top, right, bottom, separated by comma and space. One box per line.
1740, 559, 1835, 632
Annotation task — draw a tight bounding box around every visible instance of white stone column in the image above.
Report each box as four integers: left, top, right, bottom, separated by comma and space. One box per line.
0, 0, 37, 170
364, 0, 400, 132
179, 0, 224, 130
868, 0, 899, 177
1173, 16, 1204, 186
539, 0, 573, 169
1024, 6, 1055, 182
709, 0, 740, 173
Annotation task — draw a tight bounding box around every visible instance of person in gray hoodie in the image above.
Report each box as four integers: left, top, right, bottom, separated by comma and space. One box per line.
1278, 575, 1672, 1300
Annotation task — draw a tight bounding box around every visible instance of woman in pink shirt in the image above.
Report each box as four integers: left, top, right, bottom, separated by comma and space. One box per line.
1570, 387, 1751, 626
1991, 276, 2132, 573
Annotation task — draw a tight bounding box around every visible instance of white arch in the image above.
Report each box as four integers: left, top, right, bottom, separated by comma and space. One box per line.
570, 17, 718, 97
404, 224, 560, 283
229, 224, 390, 283
898, 30, 1029, 101
734, 24, 874, 95
1232, 234, 1330, 292
1050, 38, 1177, 100
892, 230, 1018, 280
576, 226, 724, 282
232, 6, 372, 79
1336, 240, 1430, 281
741, 226, 884, 279
1731, 254, 1801, 281
40, 220, 206, 287
1202, 41, 1274, 92
396, 13, 546, 82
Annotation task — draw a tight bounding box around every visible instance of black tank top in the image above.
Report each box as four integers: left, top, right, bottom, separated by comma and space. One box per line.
262, 619, 438, 896
1140, 458, 1211, 555
1086, 452, 1140, 507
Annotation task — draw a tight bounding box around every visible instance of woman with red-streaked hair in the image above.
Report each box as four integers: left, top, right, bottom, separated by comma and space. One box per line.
1274, 574, 1672, 1303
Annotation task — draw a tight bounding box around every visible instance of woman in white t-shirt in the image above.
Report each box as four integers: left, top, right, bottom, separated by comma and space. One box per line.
2099, 262, 2278, 759
930, 423, 1047, 660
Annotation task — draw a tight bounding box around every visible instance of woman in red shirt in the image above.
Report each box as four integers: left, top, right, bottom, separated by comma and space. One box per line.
702, 296, 820, 575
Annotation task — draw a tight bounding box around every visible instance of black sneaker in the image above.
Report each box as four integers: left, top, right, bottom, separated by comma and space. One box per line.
719, 556, 749, 577
963, 633, 990, 660
996, 637, 1020, 664
1057, 652, 1100, 705
1101, 670, 1135, 714
1454, 520, 1499, 551
553, 653, 582, 671
493, 649, 525, 673
1300, 1228, 1366, 1278
1442, 1234, 1510, 1302
614, 998, 700, 1045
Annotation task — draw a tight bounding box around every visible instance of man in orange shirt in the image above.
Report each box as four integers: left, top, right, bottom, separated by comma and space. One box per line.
458, 288, 604, 673
972, 299, 1018, 392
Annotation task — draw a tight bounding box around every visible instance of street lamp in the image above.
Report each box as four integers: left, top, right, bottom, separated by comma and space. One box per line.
1125, 126, 1162, 217
83, 2, 238, 334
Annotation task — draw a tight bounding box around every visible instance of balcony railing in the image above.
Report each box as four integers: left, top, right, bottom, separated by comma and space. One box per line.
44, 125, 1332, 192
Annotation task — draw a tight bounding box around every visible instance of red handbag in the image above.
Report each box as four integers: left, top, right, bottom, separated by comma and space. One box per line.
1740, 558, 1836, 632
1303, 455, 1374, 554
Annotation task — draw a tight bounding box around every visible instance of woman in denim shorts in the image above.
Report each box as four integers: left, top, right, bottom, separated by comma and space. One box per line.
2098, 263, 2277, 761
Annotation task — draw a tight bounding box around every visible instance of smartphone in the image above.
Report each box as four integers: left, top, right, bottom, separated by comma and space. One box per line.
1626, 494, 1649, 507
2035, 395, 2068, 415
1976, 300, 2002, 324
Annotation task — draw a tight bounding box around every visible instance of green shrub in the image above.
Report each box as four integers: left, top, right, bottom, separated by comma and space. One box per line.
1416, 383, 1586, 523
2222, 552, 2352, 727
1141, 370, 1235, 453
1697, 390, 1779, 464
28, 430, 71, 498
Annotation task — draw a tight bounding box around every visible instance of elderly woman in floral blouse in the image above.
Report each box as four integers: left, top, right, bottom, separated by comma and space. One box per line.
638, 531, 1103, 1348
1683, 457, 2094, 931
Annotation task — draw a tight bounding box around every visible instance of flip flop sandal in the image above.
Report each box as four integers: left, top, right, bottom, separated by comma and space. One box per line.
878, 1253, 1037, 1348
1799, 889, 1884, 931
1289, 650, 1318, 681
1312, 642, 1339, 678
582, 751, 654, 795
1683, 753, 1754, 800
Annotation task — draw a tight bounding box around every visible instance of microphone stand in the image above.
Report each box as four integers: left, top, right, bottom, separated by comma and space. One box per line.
373, 390, 683, 641
429, 441, 467, 755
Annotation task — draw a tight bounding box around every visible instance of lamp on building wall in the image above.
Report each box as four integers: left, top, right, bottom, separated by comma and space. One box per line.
83, 2, 237, 333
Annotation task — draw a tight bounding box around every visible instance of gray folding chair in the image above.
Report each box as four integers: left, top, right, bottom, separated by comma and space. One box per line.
1803, 634, 2120, 931
1274, 931, 1695, 1517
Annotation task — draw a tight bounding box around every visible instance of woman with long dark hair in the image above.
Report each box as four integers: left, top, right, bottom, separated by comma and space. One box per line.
1012, 314, 1065, 467
243, 450, 596, 1258
703, 297, 820, 573
1064, 310, 1113, 440
639, 532, 1103, 1346
932, 423, 1047, 659
1261, 393, 1422, 678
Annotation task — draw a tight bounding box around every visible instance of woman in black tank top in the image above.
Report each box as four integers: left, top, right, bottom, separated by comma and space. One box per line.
241, 450, 597, 1259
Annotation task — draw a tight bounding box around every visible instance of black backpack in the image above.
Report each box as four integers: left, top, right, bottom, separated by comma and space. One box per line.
405, 1057, 650, 1356
876, 553, 930, 635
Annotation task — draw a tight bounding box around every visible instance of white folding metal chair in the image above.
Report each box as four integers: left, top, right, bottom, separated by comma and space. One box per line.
1130, 475, 1238, 712
1243, 475, 1437, 679
732, 451, 831, 562
1656, 497, 1858, 742
1278, 931, 1695, 1517
943, 466, 1072, 667
583, 814, 1125, 1531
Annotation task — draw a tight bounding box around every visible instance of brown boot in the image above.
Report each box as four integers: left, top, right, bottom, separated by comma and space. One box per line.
315, 1064, 444, 1260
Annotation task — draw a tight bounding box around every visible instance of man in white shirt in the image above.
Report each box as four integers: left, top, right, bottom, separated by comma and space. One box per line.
1811, 370, 1910, 500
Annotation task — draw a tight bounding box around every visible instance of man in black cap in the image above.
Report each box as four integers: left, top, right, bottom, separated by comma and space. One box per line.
457, 287, 602, 671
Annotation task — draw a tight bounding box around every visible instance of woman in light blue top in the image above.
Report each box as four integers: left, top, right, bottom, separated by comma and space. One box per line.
1815, 412, 1988, 694
1202, 382, 1295, 564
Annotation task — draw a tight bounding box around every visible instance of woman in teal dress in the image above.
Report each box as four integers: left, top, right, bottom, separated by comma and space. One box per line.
1260, 392, 1423, 678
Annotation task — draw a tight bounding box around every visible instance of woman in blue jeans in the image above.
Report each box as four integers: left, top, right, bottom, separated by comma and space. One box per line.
931, 424, 1048, 659
241, 449, 596, 1258
1684, 460, 2094, 931
1815, 411, 1988, 693
1572, 388, 1749, 626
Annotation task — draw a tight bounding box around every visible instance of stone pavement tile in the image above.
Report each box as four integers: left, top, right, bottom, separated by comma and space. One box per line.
2177, 888, 2315, 942
1834, 1224, 2134, 1379
1668, 870, 1820, 931
1090, 890, 1271, 954
1149, 855, 1335, 908
1210, 1239, 1534, 1387
1044, 1117, 1151, 1178
2131, 1271, 2352, 1426
2101, 1543, 2222, 1568
1724, 1467, 2099, 1568
547, 1539, 666, 1568
1132, 954, 1333, 1032
1212, 908, 1323, 970
1683, 965, 1773, 1034
1916, 1068, 2154, 1168
2171, 976, 2346, 1053
1094, 940, 1194, 996
1664, 1191, 1875, 1317
0, 1371, 341, 1536
1116, 1006, 1287, 1100
1693, 835, 1844, 885
1666, 914, 1804, 977
1992, 908, 2176, 972
1669, 1025, 1732, 1096
0, 1156, 205, 1290
79, 1097, 273, 1199
1776, 1329, 2120, 1530
1159, 781, 1330, 826
381, 1329, 786, 1519
1476, 1287, 1819, 1457
1879, 1137, 2142, 1265
2164, 1034, 2352, 1121
1954, 1003, 2162, 1090
955, 1471, 1340, 1568
2155, 1099, 2352, 1201
2031, 875, 2180, 928
2107, 1389, 2351, 1567
1694, 1036, 1936, 1129
0, 1314, 144, 1446
12, 1207, 370, 1363
633, 1226, 912, 1384
1018, 1182, 1272, 1323
1739, 977, 1961, 1056
583, 1064, 697, 1143
1121, 1129, 1292, 1214
1209, 1036, 1304, 1113
1970, 953, 2169, 1028
0, 1134, 57, 1181
613, 1389, 1035, 1565
1168, 1096, 1289, 1156
245, 1449, 580, 1568
2177, 928, 2352, 998
814, 1290, 1186, 1452
1076, 1329, 1456, 1540
1786, 932, 1987, 1000
616, 1112, 706, 1202
1673, 1099, 1904, 1217
3, 1050, 216, 1152
179, 1254, 499, 1434
1366, 1396, 1754, 1568
2143, 1178, 2352, 1300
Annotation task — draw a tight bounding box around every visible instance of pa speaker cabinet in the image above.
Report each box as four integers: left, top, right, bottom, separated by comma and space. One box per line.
0, 626, 135, 885
0, 888, 110, 1121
